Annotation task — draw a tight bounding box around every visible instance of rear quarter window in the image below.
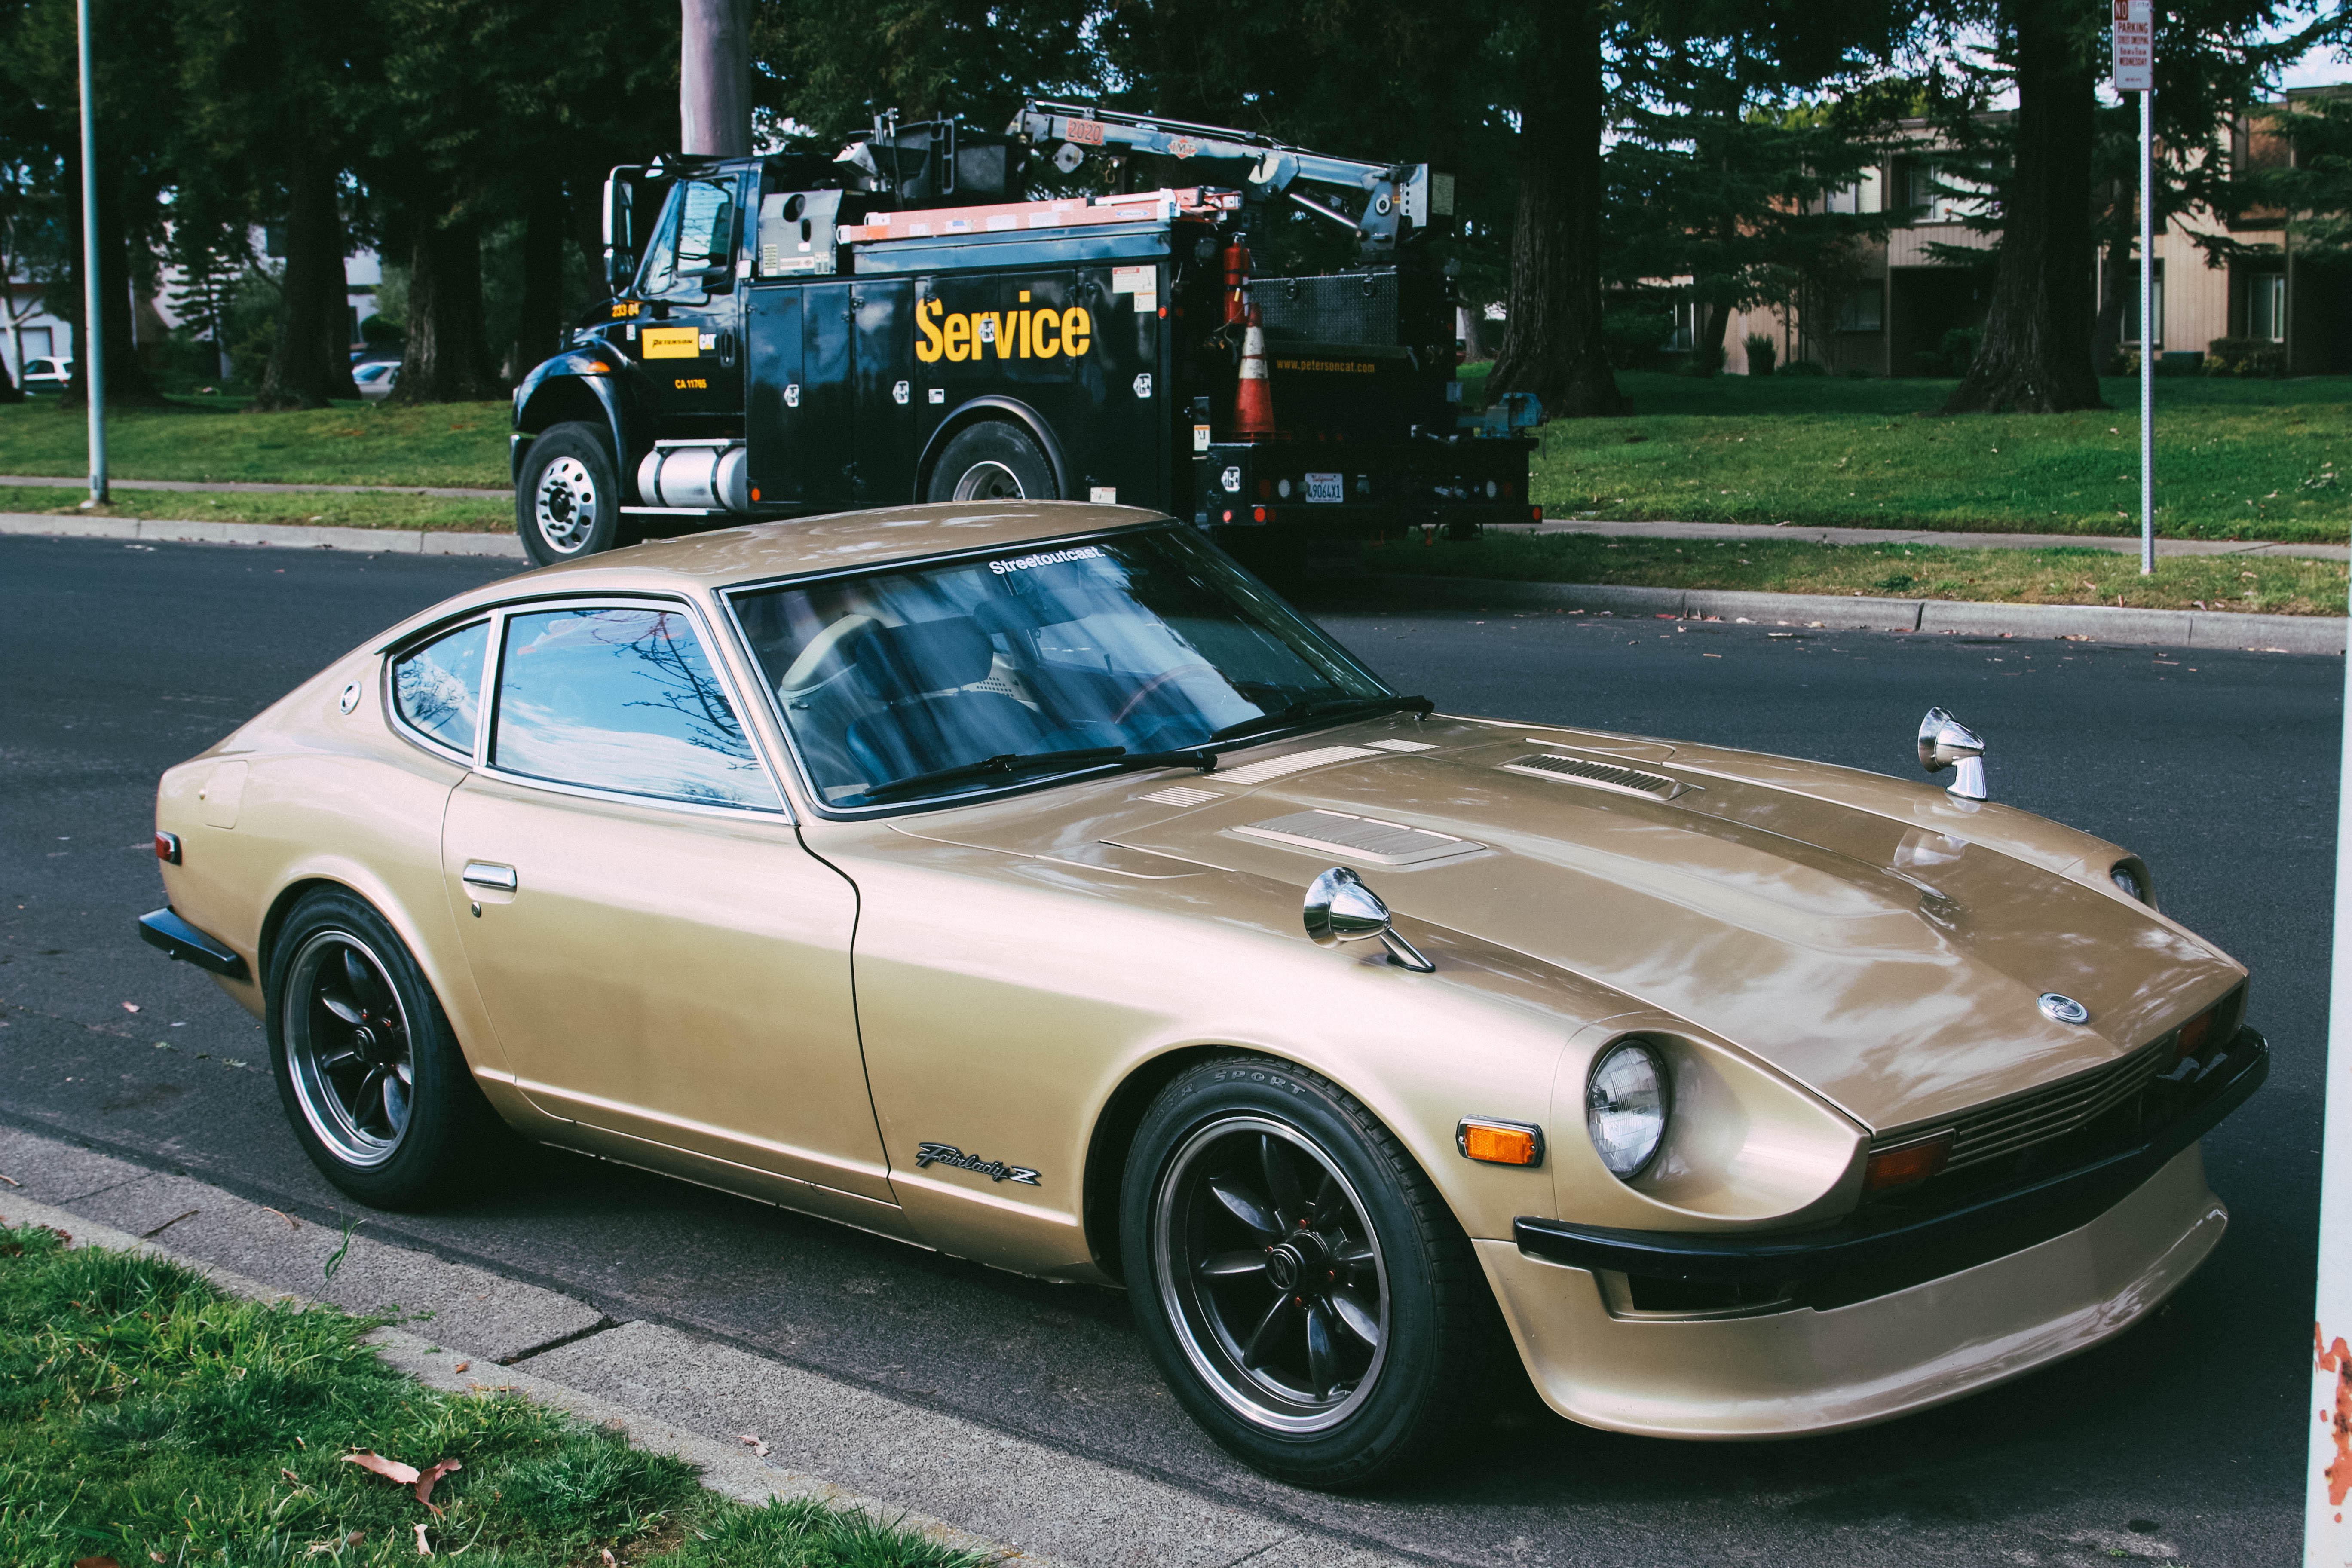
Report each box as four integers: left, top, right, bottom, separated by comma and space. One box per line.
391, 621, 489, 755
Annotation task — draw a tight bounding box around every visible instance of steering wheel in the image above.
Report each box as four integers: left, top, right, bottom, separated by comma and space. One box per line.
1112, 664, 1219, 725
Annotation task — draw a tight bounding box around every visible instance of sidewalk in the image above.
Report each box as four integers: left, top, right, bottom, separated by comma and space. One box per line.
1495, 515, 2351, 562
0, 1121, 1417, 1568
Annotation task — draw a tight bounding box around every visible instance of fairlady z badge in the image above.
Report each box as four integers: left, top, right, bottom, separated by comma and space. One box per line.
913, 1141, 1041, 1186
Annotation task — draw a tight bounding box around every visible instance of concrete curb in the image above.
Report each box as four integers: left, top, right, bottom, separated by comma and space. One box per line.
0, 1124, 1423, 1568
0, 511, 525, 557
0, 1186, 1052, 1567
0, 473, 510, 499
1490, 515, 2352, 563
1366, 574, 2349, 655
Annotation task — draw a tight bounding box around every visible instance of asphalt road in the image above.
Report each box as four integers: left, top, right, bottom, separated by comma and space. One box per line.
1, 533, 2336, 1567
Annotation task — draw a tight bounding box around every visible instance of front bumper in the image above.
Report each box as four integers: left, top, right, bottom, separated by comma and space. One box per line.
137, 906, 248, 980
1479, 1026, 2264, 1439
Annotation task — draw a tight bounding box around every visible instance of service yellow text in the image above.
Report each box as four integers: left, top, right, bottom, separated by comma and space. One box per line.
916, 299, 1092, 364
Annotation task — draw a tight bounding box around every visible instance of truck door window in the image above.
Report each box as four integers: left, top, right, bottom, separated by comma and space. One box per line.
637, 178, 736, 301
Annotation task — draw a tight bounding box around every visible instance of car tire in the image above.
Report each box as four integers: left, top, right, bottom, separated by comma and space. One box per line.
516, 420, 624, 564
1121, 1055, 1494, 1488
925, 420, 1057, 502
265, 887, 508, 1210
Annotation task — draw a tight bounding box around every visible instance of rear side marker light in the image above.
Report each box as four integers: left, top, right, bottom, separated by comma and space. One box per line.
1529, 505, 1544, 523
1458, 1118, 1545, 1167
155, 831, 181, 864
1252, 505, 1268, 523
1865, 1131, 1951, 1192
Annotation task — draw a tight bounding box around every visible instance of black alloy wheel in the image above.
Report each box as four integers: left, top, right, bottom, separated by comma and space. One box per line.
1122, 1057, 1498, 1488
266, 888, 507, 1208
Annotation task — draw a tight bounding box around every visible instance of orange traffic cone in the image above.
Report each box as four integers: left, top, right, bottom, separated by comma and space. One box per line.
1233, 305, 1278, 441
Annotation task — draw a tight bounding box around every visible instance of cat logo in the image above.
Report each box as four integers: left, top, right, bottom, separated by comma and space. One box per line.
916, 290, 1092, 365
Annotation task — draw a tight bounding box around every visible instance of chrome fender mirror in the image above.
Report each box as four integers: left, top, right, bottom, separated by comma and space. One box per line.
1304, 867, 1436, 973
1917, 707, 1988, 802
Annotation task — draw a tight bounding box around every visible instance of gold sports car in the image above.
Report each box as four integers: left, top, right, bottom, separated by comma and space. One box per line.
139, 503, 2266, 1487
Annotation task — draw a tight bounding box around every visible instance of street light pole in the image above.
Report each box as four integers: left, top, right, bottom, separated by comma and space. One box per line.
2145, 84, 2154, 576
74, 0, 106, 506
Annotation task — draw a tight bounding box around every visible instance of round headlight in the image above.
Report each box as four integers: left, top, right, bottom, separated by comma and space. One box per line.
1587, 1039, 1670, 1179
2111, 861, 2149, 903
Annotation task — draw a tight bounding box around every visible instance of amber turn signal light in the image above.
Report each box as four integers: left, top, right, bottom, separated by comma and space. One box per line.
1457, 1118, 1545, 1167
154, 831, 181, 865
1864, 1131, 1951, 1192
2174, 1005, 2217, 1062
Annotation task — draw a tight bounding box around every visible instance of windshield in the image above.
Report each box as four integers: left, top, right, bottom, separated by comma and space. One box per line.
729, 526, 1393, 809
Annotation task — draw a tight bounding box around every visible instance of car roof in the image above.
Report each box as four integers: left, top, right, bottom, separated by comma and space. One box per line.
514, 501, 1170, 593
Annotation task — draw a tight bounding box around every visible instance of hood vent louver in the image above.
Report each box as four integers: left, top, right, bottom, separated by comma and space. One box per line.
1502, 753, 1691, 802
1230, 808, 1486, 867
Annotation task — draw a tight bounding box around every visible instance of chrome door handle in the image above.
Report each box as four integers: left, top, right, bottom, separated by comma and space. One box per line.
460, 861, 518, 892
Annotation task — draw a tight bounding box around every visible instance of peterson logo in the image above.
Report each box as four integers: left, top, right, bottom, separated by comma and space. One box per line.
913, 1141, 1042, 1185
917, 291, 1093, 364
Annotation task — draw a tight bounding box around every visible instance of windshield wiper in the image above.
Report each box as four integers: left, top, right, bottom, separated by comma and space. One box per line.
1207, 693, 1435, 746
858, 745, 1215, 805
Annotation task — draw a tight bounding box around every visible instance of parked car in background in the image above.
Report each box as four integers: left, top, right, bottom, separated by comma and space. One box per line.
21, 355, 70, 394
354, 361, 400, 402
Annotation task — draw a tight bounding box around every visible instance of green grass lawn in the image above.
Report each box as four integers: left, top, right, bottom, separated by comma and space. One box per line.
0, 484, 511, 532
0, 1223, 980, 1568
0, 395, 511, 488
1459, 365, 2350, 543
1372, 529, 2349, 616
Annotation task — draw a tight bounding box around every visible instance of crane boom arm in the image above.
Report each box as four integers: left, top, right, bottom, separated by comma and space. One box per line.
1010, 101, 1451, 248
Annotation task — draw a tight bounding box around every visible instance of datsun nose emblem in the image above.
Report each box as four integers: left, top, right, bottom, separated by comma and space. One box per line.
2038, 993, 2092, 1026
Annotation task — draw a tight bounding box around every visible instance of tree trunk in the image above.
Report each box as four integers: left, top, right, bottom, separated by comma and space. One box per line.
1489, 0, 1627, 418
390, 212, 498, 403
1694, 297, 1735, 375
1942, 0, 2105, 413
65, 162, 163, 407
252, 135, 354, 410
513, 173, 568, 377
2090, 233, 2128, 374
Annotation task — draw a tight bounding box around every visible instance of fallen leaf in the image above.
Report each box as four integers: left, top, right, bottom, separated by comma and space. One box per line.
121, 1002, 141, 1013
414, 1522, 432, 1556
343, 1451, 422, 1486
282, 1467, 303, 1485
347, 1532, 364, 1547
415, 1457, 462, 1513
260, 1207, 300, 1230
74, 1557, 122, 1568
601, 1553, 618, 1567
0, 1172, 20, 1186
451, 1360, 469, 1373
738, 1433, 771, 1458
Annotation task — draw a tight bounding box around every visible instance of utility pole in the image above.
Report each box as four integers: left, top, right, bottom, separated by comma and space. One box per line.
74, 0, 106, 505
680, 0, 750, 158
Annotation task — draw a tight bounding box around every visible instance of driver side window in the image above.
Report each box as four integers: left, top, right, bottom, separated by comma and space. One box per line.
636, 178, 738, 300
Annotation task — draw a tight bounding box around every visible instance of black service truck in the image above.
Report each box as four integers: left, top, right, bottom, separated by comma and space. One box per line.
508, 103, 1536, 568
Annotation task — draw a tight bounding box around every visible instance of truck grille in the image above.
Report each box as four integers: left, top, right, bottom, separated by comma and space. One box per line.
1883, 1035, 2177, 1175
1246, 271, 1401, 345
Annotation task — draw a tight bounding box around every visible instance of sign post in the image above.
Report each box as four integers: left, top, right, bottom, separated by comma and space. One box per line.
2113, 0, 2153, 573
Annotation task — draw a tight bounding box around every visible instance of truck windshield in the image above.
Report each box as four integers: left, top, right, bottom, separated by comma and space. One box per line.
729, 526, 1395, 809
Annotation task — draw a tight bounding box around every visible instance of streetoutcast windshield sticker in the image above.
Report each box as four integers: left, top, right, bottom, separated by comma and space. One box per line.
989, 546, 1104, 576
914, 1142, 1042, 1185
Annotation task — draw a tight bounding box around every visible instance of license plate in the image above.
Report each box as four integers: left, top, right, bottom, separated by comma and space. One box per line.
1304, 472, 1344, 503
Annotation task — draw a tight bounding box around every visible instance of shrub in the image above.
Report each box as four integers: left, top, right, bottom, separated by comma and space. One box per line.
1743, 332, 1776, 376
1681, 342, 1726, 377
1599, 310, 1673, 370
1937, 325, 1982, 376
1779, 358, 1828, 377
2205, 336, 2286, 377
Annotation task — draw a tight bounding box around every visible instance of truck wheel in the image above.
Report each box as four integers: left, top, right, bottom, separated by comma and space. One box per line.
517, 421, 622, 564
927, 421, 1057, 502
1121, 1056, 1494, 1488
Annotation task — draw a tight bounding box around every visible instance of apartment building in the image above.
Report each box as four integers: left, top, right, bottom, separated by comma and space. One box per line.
1716, 92, 2346, 378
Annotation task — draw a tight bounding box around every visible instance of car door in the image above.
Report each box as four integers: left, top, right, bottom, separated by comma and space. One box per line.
631, 172, 749, 435
439, 596, 893, 1204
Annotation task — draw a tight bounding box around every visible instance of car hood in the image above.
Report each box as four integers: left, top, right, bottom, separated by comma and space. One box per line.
894, 716, 2244, 1133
